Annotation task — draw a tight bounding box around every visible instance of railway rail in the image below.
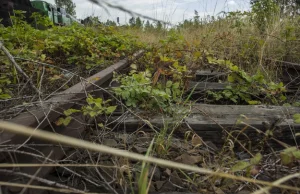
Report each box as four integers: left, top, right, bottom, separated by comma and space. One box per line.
0, 53, 299, 193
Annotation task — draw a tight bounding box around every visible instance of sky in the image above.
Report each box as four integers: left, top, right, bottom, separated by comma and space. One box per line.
42, 0, 250, 25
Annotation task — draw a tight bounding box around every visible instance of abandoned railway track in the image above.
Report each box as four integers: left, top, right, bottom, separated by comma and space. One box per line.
0, 52, 299, 194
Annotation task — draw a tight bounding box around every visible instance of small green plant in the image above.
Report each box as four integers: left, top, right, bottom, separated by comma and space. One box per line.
113, 65, 182, 113
231, 153, 262, 176
206, 56, 286, 105
280, 147, 300, 166
0, 76, 11, 99
56, 95, 116, 126
137, 139, 154, 194
30, 12, 54, 28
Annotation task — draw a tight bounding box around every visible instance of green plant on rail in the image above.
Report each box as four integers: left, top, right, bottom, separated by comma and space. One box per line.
279, 147, 300, 166
113, 64, 182, 113
56, 95, 116, 126
206, 55, 286, 105
0, 76, 11, 99
231, 153, 262, 177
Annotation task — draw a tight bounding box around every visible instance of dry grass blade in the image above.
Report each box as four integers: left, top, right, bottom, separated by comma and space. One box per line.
252, 173, 300, 194
20, 151, 53, 194
0, 181, 99, 194
0, 164, 117, 168
0, 41, 40, 95
0, 121, 299, 192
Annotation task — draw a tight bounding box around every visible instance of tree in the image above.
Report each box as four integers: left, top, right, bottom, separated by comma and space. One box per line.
251, 0, 279, 33
145, 20, 155, 31
129, 17, 136, 27
82, 16, 100, 26
194, 10, 200, 27
251, 0, 300, 16
105, 19, 117, 26
156, 21, 162, 31
145, 20, 151, 28
55, 0, 76, 16
135, 17, 143, 28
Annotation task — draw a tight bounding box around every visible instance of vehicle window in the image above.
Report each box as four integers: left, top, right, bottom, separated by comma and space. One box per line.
47, 5, 52, 11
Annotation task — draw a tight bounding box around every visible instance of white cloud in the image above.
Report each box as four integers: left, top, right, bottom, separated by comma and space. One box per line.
227, 0, 236, 6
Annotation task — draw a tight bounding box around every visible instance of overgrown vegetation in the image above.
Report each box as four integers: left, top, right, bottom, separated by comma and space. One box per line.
1, 0, 300, 193
0, 11, 141, 104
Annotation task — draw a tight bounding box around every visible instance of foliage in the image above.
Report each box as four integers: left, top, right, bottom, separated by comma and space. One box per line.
206, 56, 286, 105
0, 76, 11, 100
251, 0, 280, 33
293, 113, 300, 123
128, 17, 143, 29
251, 0, 300, 16
30, 12, 54, 28
280, 147, 300, 166
138, 139, 154, 194
144, 20, 155, 31
231, 153, 262, 175
113, 64, 182, 113
225, 11, 251, 33
0, 11, 141, 98
56, 95, 116, 126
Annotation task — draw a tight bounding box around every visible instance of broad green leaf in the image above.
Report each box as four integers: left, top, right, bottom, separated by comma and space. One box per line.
41, 54, 46, 61
250, 153, 262, 165
193, 51, 201, 58
166, 88, 171, 95
89, 111, 97, 117
280, 95, 287, 101
228, 75, 235, 82
0, 93, 11, 99
280, 152, 293, 165
292, 151, 300, 159
87, 95, 94, 105
106, 106, 117, 114
98, 123, 104, 128
283, 103, 291, 107
248, 100, 260, 105
166, 80, 173, 88
293, 114, 300, 124
130, 64, 137, 70
63, 116, 72, 126
94, 98, 103, 108
231, 161, 250, 172
231, 65, 239, 72
283, 147, 297, 153
56, 117, 72, 126
292, 102, 300, 107
64, 108, 80, 116
172, 82, 180, 89
55, 118, 64, 126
